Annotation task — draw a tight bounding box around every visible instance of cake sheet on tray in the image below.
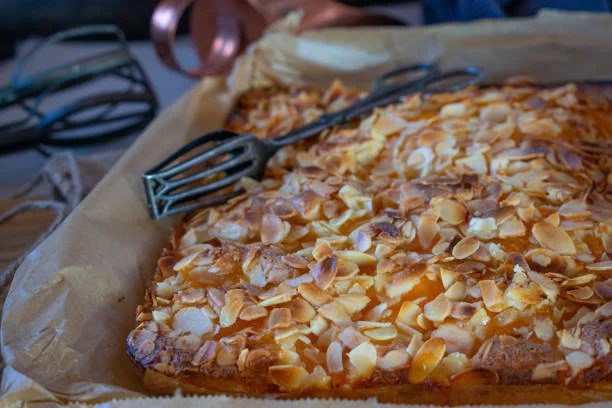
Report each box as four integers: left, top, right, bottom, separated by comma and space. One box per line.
2, 10, 612, 407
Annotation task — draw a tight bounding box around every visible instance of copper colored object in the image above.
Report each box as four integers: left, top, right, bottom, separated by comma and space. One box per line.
151, 0, 404, 78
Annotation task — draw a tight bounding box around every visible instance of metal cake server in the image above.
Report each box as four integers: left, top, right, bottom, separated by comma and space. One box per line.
143, 64, 484, 219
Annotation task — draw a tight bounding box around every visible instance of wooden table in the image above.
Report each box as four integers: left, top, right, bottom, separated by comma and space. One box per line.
0, 198, 56, 272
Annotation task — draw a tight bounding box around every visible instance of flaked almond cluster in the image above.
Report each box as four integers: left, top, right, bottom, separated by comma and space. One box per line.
128, 80, 612, 393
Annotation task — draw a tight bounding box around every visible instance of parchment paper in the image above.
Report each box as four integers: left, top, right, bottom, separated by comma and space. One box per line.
2, 10, 612, 407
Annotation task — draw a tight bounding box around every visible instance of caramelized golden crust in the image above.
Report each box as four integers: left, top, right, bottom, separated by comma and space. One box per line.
128, 80, 612, 396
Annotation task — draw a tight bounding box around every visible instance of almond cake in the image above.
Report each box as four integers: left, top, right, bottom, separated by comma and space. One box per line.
127, 79, 612, 399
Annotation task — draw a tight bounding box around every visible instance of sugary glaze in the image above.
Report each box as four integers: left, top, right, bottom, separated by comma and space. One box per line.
128, 79, 612, 394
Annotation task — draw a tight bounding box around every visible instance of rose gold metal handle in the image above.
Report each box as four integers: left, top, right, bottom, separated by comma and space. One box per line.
150, 0, 242, 78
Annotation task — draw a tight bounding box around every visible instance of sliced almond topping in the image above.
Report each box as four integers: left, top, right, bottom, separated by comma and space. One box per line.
408, 337, 446, 384
269, 365, 309, 391
312, 256, 338, 290
565, 286, 594, 301
354, 231, 372, 253
261, 213, 290, 244
452, 302, 479, 320
387, 262, 426, 298
364, 326, 398, 341
532, 221, 576, 255
499, 215, 526, 238
565, 351, 594, 377
173, 252, 199, 272
445, 281, 467, 301
441, 102, 468, 118
298, 283, 332, 307
396, 300, 421, 329
219, 290, 244, 327
452, 237, 480, 259
532, 361, 569, 381
560, 329, 581, 349
268, 307, 292, 330
595, 279, 612, 300
586, 260, 612, 271
338, 326, 368, 349
152, 310, 170, 323
288, 297, 316, 323
562, 274, 596, 287
431, 197, 467, 225
480, 103, 510, 123
432, 324, 473, 354
258, 292, 294, 307
319, 301, 352, 326
424, 294, 452, 322
479, 280, 503, 310
240, 305, 268, 321
326, 341, 344, 373
418, 214, 440, 249
348, 341, 377, 378
336, 250, 377, 265
440, 267, 459, 289
335, 259, 360, 280
172, 306, 213, 337
378, 349, 410, 370
335, 294, 371, 315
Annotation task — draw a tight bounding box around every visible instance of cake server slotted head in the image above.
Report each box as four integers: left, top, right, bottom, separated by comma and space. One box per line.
143, 65, 484, 219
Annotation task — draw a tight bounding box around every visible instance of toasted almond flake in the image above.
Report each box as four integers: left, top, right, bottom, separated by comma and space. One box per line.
445, 281, 466, 301
336, 250, 377, 266
310, 314, 329, 335
532, 361, 569, 381
452, 237, 480, 259
290, 297, 317, 323
173, 252, 199, 271
499, 216, 526, 238
480, 103, 510, 123
335, 294, 370, 315
259, 292, 294, 307
595, 279, 612, 300
565, 351, 594, 377
354, 231, 372, 252
298, 283, 332, 307
172, 307, 213, 337
418, 214, 440, 248
408, 337, 446, 384
326, 341, 344, 373
378, 349, 410, 370
387, 262, 426, 298
532, 222, 576, 255
396, 300, 421, 328
562, 274, 597, 287
431, 197, 467, 225
432, 324, 473, 354
275, 326, 299, 342
587, 261, 612, 271
269, 365, 309, 391
560, 329, 581, 349
268, 308, 292, 330
312, 256, 338, 290
441, 102, 468, 118
335, 259, 360, 280
456, 151, 488, 174
348, 341, 377, 378
240, 305, 268, 321
533, 316, 554, 341
424, 294, 452, 322
364, 326, 398, 341
467, 217, 497, 240
440, 267, 459, 289
261, 213, 290, 244
338, 326, 368, 349
479, 280, 503, 310
152, 310, 171, 323
566, 286, 594, 301
452, 302, 478, 320
319, 301, 351, 326
219, 290, 244, 327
